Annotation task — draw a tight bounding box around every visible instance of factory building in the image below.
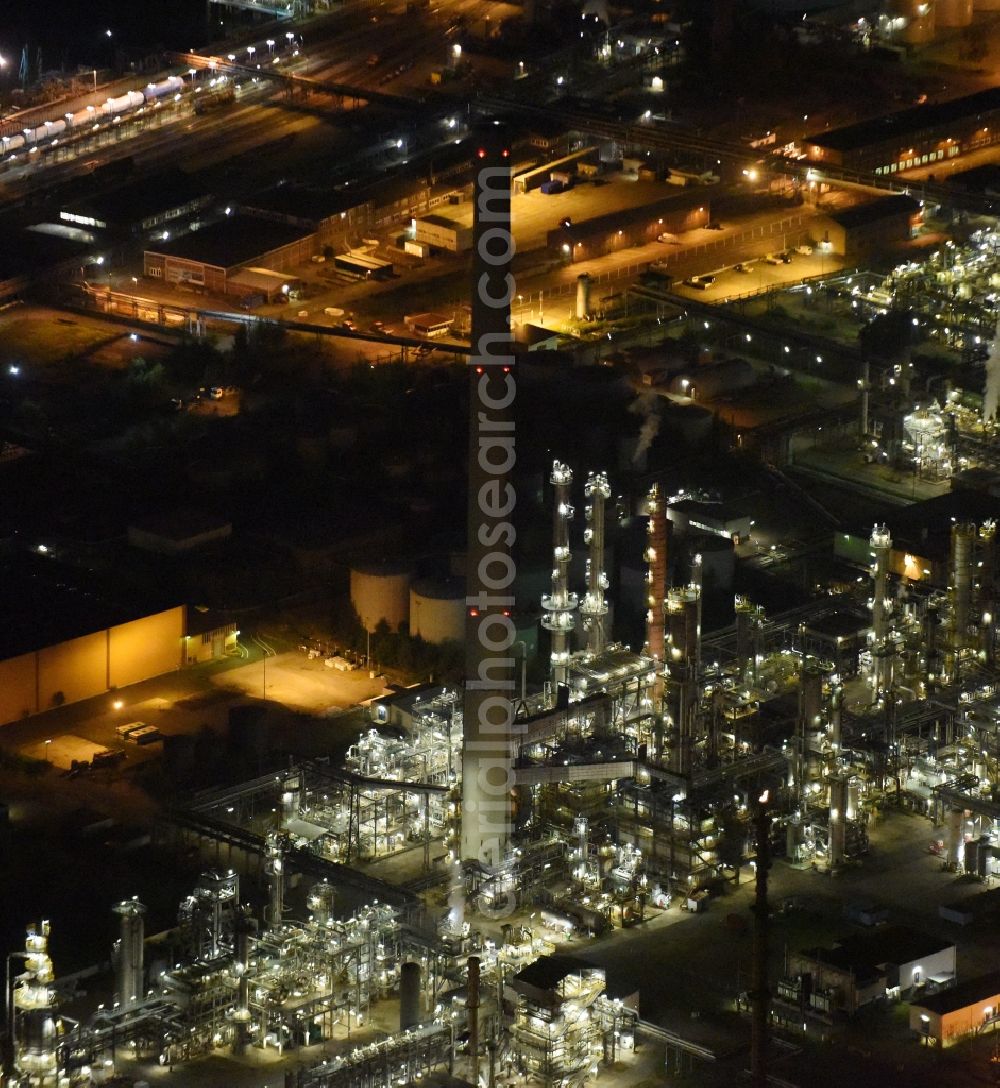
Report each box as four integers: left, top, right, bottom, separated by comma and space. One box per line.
60, 169, 212, 240
786, 929, 956, 1017
143, 214, 316, 295
127, 508, 233, 554
803, 87, 1000, 175
910, 972, 1000, 1046
811, 196, 921, 259
0, 604, 185, 725
548, 192, 710, 260
412, 214, 472, 253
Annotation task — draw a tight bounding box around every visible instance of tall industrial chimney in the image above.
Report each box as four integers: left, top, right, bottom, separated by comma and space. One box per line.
468, 956, 481, 1087
462, 125, 517, 872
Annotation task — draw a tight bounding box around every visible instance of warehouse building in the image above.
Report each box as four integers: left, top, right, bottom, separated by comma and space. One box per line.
787, 927, 956, 1017
61, 169, 212, 240
0, 603, 186, 725
412, 214, 472, 253
910, 972, 1000, 1046
143, 214, 316, 295
548, 192, 709, 260
803, 87, 1000, 175
812, 195, 921, 259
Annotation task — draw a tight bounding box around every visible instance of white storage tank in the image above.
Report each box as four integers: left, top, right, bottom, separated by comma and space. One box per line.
350, 561, 411, 634
410, 576, 465, 644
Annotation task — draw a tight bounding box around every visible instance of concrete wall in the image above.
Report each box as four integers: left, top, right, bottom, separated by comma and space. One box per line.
109, 607, 185, 688
0, 653, 39, 724
39, 631, 107, 709
0, 606, 185, 726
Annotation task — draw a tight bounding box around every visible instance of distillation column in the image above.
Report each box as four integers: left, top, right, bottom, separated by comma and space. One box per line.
580, 471, 611, 654
870, 524, 894, 701
541, 461, 578, 687
828, 776, 848, 871
12, 922, 59, 1088
112, 898, 146, 1009
980, 521, 997, 665
264, 832, 285, 927
950, 521, 976, 680
645, 484, 668, 663
666, 584, 701, 776
735, 596, 764, 687
229, 906, 254, 1055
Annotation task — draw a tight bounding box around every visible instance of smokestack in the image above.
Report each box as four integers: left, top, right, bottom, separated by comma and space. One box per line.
468, 956, 481, 1087
112, 899, 145, 1009
462, 125, 517, 870
645, 484, 667, 662
750, 795, 772, 1088
541, 461, 578, 686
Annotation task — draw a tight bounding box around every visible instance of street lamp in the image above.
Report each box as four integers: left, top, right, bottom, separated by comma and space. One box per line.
266, 39, 275, 54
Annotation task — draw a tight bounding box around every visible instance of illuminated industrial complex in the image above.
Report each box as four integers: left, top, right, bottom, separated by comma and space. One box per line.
12, 1, 1000, 1087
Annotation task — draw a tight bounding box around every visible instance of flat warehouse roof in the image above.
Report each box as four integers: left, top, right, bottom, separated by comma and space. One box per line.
806, 86, 1000, 153
64, 169, 210, 226
145, 215, 312, 269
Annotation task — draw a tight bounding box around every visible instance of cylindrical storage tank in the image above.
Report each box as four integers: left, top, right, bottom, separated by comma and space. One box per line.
350, 561, 411, 634
937, 0, 973, 25
890, 0, 935, 43
106, 94, 132, 114
126, 90, 146, 110
2, 133, 25, 153
44, 120, 66, 138
409, 576, 465, 643
113, 899, 146, 1008
399, 961, 421, 1030
576, 274, 592, 320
